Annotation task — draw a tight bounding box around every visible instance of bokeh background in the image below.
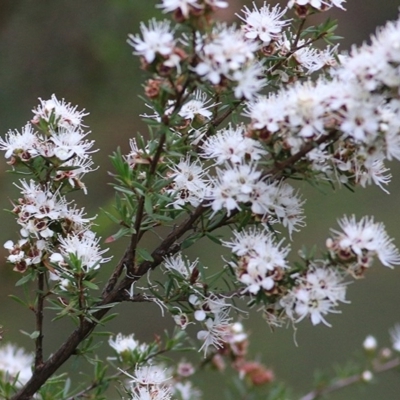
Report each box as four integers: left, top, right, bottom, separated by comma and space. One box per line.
1, 0, 400, 399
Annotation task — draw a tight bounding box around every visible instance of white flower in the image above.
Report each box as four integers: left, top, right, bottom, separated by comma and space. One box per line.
361, 370, 373, 382
32, 94, 88, 129
231, 61, 267, 99
55, 156, 96, 194
329, 215, 400, 268
178, 90, 215, 121
280, 37, 339, 74
223, 227, 290, 294
197, 307, 231, 355
208, 163, 261, 215
109, 333, 147, 354
50, 230, 111, 272
245, 94, 287, 132
271, 182, 305, 237
0, 343, 33, 386
302, 266, 348, 304
201, 124, 266, 165
127, 364, 171, 386
363, 335, 377, 351
130, 385, 172, 400
238, 2, 290, 45
163, 253, 198, 279
288, 288, 340, 327
390, 324, 400, 352
127, 19, 175, 63
125, 138, 151, 169
158, 0, 202, 18
166, 157, 208, 208
194, 24, 258, 85
355, 157, 391, 193
173, 381, 202, 400
0, 123, 39, 160
204, 0, 227, 8
281, 264, 348, 327
287, 0, 346, 11
49, 126, 96, 161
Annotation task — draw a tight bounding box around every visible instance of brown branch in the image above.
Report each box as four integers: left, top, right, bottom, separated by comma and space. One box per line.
102, 133, 167, 296
267, 130, 340, 178
300, 358, 400, 400
211, 100, 242, 128
34, 271, 44, 370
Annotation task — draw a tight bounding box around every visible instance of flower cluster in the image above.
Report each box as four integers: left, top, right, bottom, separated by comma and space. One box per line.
4, 1, 400, 398
223, 227, 290, 294
164, 124, 305, 236
194, 23, 266, 99
2, 96, 109, 282
327, 215, 400, 275
0, 95, 94, 191
280, 263, 348, 326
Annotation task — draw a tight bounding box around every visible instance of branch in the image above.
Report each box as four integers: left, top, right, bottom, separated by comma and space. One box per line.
300, 358, 400, 400
267, 130, 341, 178
34, 271, 44, 370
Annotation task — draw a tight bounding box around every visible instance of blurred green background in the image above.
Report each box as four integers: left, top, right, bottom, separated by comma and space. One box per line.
1, 0, 400, 398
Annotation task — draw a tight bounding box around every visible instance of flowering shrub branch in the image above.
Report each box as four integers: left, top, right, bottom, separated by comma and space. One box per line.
2, 0, 400, 399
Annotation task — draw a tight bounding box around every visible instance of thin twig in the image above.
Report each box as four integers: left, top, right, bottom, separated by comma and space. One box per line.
34, 271, 44, 370
267, 130, 341, 178
300, 358, 400, 400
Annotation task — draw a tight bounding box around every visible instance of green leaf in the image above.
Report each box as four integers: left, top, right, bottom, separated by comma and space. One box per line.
15, 273, 34, 286
8, 295, 28, 307
20, 330, 40, 339
144, 195, 153, 216
205, 232, 222, 245
98, 313, 119, 324
83, 280, 99, 290
136, 247, 154, 261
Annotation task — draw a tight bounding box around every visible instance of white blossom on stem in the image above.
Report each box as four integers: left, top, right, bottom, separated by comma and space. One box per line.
158, 0, 202, 19
194, 23, 262, 98
328, 215, 400, 269
166, 156, 208, 208
128, 19, 175, 64
0, 123, 40, 161
390, 324, 400, 352
178, 90, 216, 121
109, 333, 148, 354
223, 227, 290, 294
50, 230, 111, 272
197, 307, 231, 355
237, 2, 291, 45
281, 264, 348, 327
32, 94, 88, 129
163, 253, 198, 279
287, 0, 346, 11
201, 124, 266, 165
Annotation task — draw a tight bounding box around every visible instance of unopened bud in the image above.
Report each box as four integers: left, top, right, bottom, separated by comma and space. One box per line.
363, 335, 377, 351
